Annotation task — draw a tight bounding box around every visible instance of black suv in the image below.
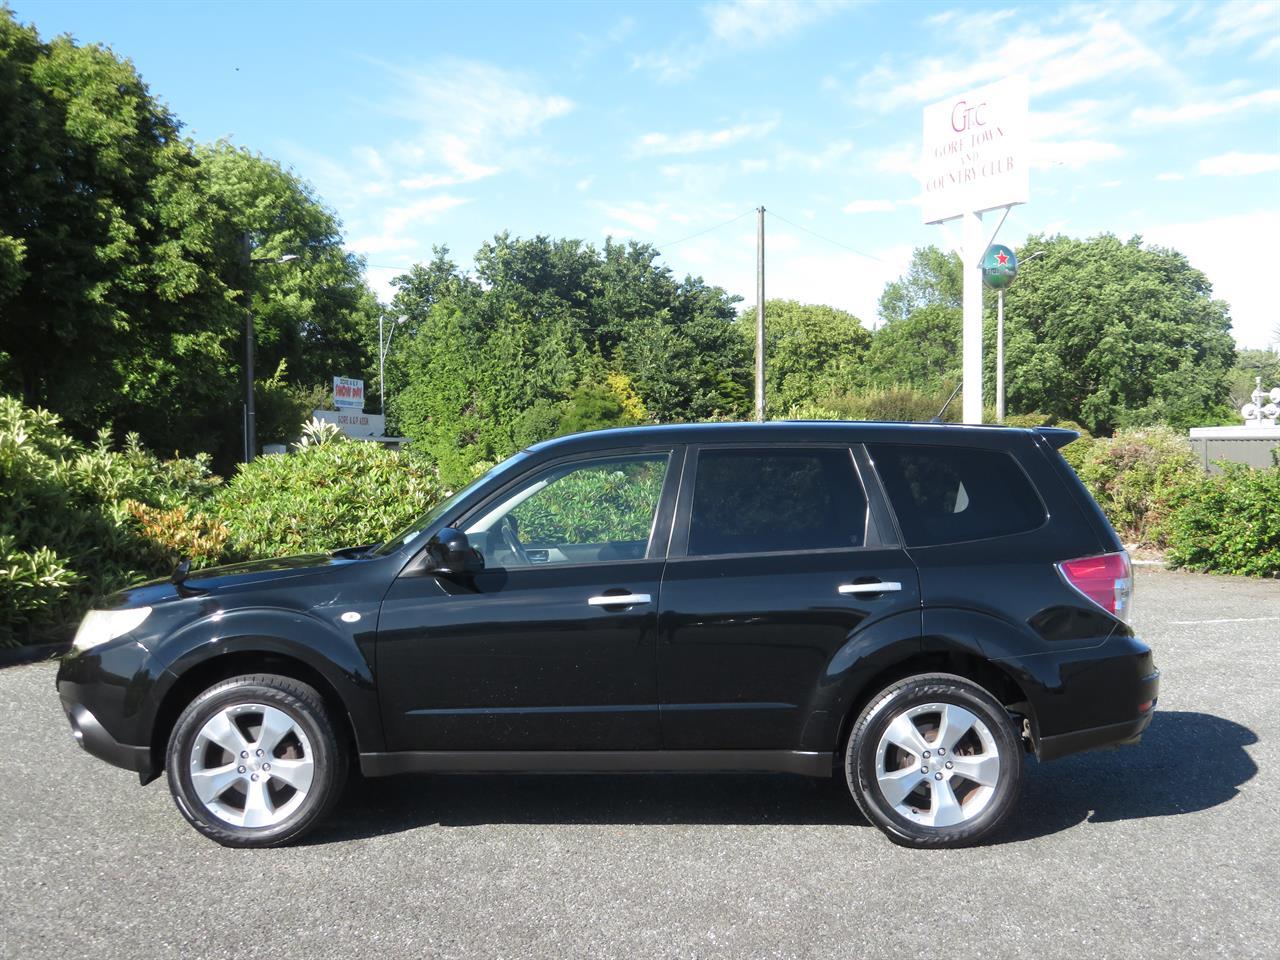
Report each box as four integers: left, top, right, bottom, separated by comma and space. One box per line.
57, 422, 1158, 848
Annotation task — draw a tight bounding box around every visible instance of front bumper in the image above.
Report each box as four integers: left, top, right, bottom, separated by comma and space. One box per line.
61, 699, 156, 781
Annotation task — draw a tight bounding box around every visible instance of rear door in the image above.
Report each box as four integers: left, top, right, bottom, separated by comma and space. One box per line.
656, 444, 921, 750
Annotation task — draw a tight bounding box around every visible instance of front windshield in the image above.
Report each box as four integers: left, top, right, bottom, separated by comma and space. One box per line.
371, 451, 532, 556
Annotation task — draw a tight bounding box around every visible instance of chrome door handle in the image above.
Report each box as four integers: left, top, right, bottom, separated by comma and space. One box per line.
838, 582, 902, 595
587, 593, 652, 607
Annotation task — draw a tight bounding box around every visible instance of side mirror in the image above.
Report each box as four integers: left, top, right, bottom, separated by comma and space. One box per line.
425, 527, 485, 575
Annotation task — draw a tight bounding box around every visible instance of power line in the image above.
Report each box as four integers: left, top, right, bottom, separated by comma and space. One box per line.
765, 209, 884, 263
655, 209, 755, 252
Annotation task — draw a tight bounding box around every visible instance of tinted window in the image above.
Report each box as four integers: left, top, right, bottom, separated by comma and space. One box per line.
687, 448, 867, 556
464, 454, 668, 567
868, 444, 1045, 546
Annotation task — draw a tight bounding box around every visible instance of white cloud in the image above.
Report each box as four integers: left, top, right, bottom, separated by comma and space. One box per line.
382, 196, 471, 233
1188, 1, 1279, 55
1156, 171, 1186, 181
775, 139, 854, 172
1143, 211, 1280, 348
843, 199, 896, 214
706, 0, 854, 46
843, 17, 1168, 112
634, 121, 777, 156
1132, 88, 1280, 124
599, 203, 661, 233
1197, 152, 1280, 176
867, 142, 918, 177
386, 60, 573, 188
634, 0, 853, 81
576, 176, 595, 192
1032, 139, 1124, 170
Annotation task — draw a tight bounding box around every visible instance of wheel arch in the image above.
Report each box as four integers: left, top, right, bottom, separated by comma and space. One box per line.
149, 649, 368, 782
807, 609, 1036, 760
145, 608, 382, 781
830, 650, 1032, 764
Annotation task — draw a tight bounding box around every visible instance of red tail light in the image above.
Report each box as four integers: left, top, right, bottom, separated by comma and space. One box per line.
1057, 551, 1133, 623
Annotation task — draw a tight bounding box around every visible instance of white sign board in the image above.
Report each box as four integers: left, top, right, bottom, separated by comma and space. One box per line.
332, 376, 365, 410
921, 76, 1029, 224
312, 409, 385, 438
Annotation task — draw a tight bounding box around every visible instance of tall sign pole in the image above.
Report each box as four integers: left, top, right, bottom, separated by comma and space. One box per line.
962, 211, 984, 424
755, 205, 765, 422
982, 244, 1018, 423
921, 77, 1029, 424
996, 289, 1005, 421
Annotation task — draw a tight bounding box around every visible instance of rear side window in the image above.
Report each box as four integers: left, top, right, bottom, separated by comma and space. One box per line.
687, 448, 867, 556
868, 443, 1045, 547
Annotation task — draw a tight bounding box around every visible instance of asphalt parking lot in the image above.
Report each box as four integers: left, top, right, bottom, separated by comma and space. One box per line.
1, 567, 1276, 960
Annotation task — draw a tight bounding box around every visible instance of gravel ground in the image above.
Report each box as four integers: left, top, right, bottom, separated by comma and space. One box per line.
1, 567, 1276, 960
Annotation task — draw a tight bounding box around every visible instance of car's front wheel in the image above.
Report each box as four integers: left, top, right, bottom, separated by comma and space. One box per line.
845, 673, 1024, 848
166, 674, 347, 847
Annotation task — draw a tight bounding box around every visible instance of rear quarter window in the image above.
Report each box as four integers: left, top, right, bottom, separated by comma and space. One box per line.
868, 443, 1046, 547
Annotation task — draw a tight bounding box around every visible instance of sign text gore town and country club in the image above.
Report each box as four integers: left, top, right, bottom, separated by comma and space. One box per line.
921, 76, 1029, 224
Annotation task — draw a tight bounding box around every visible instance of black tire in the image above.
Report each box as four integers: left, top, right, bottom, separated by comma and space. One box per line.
166, 674, 347, 848
845, 672, 1024, 848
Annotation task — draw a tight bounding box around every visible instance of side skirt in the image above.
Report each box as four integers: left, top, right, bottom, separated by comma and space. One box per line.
358, 749, 834, 778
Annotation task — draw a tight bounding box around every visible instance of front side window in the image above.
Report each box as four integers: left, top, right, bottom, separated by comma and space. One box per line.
868, 443, 1046, 546
686, 448, 867, 557
464, 454, 669, 567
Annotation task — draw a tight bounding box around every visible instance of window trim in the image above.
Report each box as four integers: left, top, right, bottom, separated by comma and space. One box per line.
434, 445, 685, 571
667, 443, 885, 561
863, 441, 1050, 548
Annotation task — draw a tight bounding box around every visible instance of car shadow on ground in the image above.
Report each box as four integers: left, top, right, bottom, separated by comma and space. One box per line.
306, 710, 1256, 846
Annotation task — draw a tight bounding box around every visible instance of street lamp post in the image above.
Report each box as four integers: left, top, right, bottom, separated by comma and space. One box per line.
378, 314, 405, 415
241, 232, 298, 464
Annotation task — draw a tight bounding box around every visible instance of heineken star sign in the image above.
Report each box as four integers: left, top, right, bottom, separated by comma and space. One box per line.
982, 245, 1018, 289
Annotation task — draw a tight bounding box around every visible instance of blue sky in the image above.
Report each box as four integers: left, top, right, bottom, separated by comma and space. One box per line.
16, 0, 1280, 347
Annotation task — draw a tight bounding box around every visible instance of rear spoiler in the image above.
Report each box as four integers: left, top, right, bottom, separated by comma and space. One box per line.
1034, 426, 1080, 449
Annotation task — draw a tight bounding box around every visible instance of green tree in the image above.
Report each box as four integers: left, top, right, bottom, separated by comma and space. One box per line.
1002, 234, 1236, 433
735, 300, 871, 414
877, 246, 962, 325
865, 304, 961, 389
390, 235, 746, 485
1227, 348, 1280, 409
0, 13, 378, 466
0, 11, 239, 435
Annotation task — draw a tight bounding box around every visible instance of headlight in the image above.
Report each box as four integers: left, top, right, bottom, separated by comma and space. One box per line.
72, 607, 152, 652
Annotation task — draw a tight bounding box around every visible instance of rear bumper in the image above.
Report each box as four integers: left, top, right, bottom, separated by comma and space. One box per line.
60, 699, 156, 782
1036, 692, 1157, 761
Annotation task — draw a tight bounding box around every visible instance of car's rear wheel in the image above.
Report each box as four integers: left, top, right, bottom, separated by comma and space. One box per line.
166, 674, 347, 847
845, 673, 1024, 848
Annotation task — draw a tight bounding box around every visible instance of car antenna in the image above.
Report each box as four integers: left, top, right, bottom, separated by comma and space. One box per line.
931, 382, 963, 423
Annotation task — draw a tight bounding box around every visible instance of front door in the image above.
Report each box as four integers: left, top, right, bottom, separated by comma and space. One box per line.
377, 449, 679, 752
658, 444, 921, 750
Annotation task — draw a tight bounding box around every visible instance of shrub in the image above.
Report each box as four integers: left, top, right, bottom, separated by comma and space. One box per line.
1165, 465, 1280, 577
214, 435, 444, 558
0, 395, 223, 645
1069, 426, 1200, 545
785, 385, 958, 423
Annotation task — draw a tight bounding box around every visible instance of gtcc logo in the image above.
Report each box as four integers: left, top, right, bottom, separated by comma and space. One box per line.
951, 99, 988, 133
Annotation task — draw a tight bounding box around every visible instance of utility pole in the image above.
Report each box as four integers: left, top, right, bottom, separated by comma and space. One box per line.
241, 232, 256, 464
755, 205, 765, 422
